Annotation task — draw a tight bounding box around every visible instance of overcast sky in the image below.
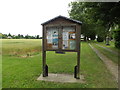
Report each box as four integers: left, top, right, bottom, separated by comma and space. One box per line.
0, 0, 74, 37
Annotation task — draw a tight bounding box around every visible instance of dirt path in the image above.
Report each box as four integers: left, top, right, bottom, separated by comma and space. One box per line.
89, 43, 118, 82
96, 44, 118, 56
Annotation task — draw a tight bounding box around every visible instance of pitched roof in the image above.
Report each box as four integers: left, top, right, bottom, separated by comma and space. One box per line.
41, 15, 82, 25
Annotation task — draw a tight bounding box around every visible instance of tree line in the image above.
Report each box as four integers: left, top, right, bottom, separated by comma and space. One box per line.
0, 33, 42, 39
69, 2, 120, 48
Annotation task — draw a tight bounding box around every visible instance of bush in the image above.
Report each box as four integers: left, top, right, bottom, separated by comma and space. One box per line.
114, 29, 120, 48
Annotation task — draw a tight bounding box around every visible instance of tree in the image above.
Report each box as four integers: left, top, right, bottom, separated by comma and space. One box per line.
36, 35, 39, 39
2, 34, 7, 39
8, 33, 11, 36
69, 2, 98, 41
114, 27, 120, 48
25, 34, 29, 39
68, 2, 120, 42
20, 35, 24, 38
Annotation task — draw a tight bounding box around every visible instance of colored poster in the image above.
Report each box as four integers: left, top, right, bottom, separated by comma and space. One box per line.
52, 30, 58, 37
52, 29, 58, 49
52, 38, 58, 49
69, 32, 75, 39
53, 38, 58, 45
46, 27, 59, 49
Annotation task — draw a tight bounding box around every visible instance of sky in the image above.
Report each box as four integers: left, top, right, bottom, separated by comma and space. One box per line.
0, 0, 74, 37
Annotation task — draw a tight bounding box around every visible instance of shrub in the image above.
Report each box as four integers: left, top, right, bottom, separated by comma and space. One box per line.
114, 29, 120, 48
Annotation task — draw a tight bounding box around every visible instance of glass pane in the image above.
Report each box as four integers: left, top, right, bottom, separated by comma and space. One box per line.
62, 26, 76, 50
46, 27, 58, 49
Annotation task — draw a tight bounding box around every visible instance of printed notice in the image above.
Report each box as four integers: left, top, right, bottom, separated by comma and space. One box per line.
63, 32, 68, 40
69, 40, 76, 50
62, 40, 68, 49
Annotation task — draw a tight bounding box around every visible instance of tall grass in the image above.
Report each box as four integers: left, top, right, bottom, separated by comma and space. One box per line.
2, 39, 42, 56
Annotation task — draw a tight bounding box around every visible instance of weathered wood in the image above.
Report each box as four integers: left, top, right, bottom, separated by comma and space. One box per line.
77, 51, 80, 79
42, 25, 47, 77
45, 49, 78, 52
77, 25, 81, 79
42, 51, 46, 77
45, 24, 77, 28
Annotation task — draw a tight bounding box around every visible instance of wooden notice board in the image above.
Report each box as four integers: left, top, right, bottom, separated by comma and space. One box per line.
41, 15, 82, 79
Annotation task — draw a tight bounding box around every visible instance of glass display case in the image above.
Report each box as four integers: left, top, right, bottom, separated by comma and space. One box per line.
46, 26, 76, 50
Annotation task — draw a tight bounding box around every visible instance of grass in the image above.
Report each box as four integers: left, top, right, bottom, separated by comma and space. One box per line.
2, 39, 118, 88
95, 41, 120, 53
2, 39, 42, 57
89, 41, 119, 64
91, 43, 119, 64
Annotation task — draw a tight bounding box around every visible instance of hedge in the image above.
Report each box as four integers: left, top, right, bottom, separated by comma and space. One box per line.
114, 29, 120, 48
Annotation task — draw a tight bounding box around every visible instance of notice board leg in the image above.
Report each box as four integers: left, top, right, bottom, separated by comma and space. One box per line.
77, 51, 80, 79
74, 65, 77, 78
43, 51, 48, 77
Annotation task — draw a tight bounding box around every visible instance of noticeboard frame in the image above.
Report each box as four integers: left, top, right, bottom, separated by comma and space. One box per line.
44, 24, 79, 52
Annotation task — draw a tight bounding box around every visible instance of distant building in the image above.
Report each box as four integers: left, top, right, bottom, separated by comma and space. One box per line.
7, 36, 12, 39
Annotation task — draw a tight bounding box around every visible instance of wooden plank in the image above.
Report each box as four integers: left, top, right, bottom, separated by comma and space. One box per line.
77, 51, 80, 79
46, 49, 77, 52
42, 25, 47, 77
45, 24, 77, 28
75, 24, 81, 79
44, 26, 47, 51
42, 51, 46, 77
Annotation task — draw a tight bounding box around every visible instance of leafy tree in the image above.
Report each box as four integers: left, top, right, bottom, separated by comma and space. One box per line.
8, 33, 11, 36
69, 2, 97, 41
113, 26, 120, 48
2, 34, 7, 39
36, 35, 39, 39
20, 35, 24, 38
69, 2, 120, 42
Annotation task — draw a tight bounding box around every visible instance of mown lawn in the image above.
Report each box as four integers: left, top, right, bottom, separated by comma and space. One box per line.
95, 41, 120, 53
90, 41, 119, 64
2, 39, 117, 88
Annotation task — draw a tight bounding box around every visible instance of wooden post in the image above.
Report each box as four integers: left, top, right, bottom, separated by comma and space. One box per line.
42, 51, 46, 77
76, 25, 81, 79
77, 51, 80, 79
42, 25, 47, 77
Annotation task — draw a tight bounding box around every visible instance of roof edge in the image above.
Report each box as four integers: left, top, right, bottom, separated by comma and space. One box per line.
41, 15, 82, 25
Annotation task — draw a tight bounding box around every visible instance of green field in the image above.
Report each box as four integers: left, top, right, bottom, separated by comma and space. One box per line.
2, 39, 118, 88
